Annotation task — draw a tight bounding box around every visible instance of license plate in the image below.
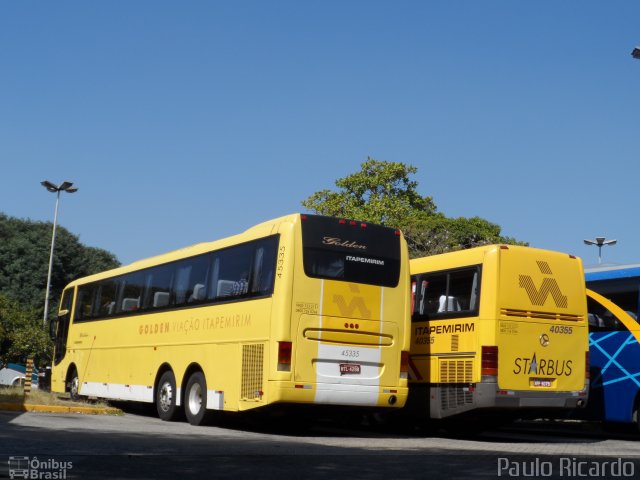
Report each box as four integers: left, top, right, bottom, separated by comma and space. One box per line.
532, 378, 553, 387
339, 364, 361, 375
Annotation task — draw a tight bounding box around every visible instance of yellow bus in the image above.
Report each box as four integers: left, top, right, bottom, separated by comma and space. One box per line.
50, 213, 411, 425
407, 245, 589, 421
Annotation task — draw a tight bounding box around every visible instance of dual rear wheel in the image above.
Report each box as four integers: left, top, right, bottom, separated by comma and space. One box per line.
155, 370, 210, 426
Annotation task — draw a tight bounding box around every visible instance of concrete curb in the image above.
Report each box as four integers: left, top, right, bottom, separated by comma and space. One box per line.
0, 402, 122, 415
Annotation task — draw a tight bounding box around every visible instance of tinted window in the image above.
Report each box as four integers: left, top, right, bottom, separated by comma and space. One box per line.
117, 271, 145, 313
72, 235, 279, 321
412, 266, 481, 321
174, 255, 210, 306
586, 278, 640, 320
587, 297, 628, 332
301, 215, 401, 287
142, 264, 174, 310
95, 279, 120, 317
75, 284, 97, 321
209, 236, 279, 301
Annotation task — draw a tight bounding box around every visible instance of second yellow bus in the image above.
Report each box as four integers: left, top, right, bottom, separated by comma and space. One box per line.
407, 245, 589, 420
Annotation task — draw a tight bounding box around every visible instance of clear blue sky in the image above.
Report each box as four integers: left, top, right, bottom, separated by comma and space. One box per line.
1, 1, 638, 267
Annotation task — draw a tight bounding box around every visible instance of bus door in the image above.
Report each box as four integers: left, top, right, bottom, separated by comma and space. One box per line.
51, 288, 74, 365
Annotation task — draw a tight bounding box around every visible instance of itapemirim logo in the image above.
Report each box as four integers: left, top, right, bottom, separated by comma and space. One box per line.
519, 260, 568, 308
8, 456, 72, 479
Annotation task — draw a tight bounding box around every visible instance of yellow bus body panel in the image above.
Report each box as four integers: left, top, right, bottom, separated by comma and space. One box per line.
496, 247, 587, 392
409, 245, 588, 411
52, 214, 410, 412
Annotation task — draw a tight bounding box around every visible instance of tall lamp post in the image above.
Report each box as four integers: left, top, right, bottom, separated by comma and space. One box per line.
41, 180, 78, 325
584, 237, 617, 265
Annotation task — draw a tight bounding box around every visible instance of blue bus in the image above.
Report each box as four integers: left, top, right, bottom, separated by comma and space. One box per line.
585, 264, 640, 429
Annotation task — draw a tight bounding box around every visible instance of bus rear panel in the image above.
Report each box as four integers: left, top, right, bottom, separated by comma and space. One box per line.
273, 214, 410, 408
408, 245, 588, 420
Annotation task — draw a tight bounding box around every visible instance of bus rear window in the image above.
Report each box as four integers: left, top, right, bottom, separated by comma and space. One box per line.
301, 215, 401, 287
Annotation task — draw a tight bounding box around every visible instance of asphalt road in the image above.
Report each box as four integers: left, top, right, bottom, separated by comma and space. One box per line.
1, 407, 639, 479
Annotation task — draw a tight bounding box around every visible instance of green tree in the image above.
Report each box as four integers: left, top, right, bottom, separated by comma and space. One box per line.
0, 294, 49, 365
0, 213, 120, 364
301, 158, 525, 257
302, 158, 437, 226
0, 213, 120, 314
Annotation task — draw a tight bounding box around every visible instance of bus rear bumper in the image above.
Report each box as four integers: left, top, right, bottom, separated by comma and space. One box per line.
270, 381, 408, 408
488, 384, 588, 410
408, 383, 588, 419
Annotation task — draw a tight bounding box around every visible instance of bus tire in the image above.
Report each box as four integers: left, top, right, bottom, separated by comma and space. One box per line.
69, 368, 80, 402
156, 370, 179, 421
634, 397, 640, 433
184, 371, 210, 426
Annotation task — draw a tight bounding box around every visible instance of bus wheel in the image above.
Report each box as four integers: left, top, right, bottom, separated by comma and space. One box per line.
184, 371, 210, 426
69, 369, 80, 402
156, 371, 179, 421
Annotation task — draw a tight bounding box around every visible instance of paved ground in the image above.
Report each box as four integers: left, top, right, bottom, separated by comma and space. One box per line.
1, 408, 639, 479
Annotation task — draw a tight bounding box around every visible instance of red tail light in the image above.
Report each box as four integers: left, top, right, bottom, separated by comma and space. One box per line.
585, 351, 590, 380
481, 346, 498, 377
400, 351, 409, 379
278, 341, 292, 372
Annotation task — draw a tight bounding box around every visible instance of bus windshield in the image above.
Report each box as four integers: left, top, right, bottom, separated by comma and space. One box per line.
300, 215, 401, 287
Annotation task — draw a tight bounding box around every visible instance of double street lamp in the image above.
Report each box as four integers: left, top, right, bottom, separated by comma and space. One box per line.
584, 237, 617, 265
41, 180, 78, 325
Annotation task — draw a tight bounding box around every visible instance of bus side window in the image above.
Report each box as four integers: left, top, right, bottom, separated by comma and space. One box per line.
95, 279, 119, 317
588, 313, 603, 330
424, 275, 446, 316
601, 310, 627, 331
253, 238, 277, 295
117, 271, 145, 313
587, 297, 627, 332
469, 270, 479, 311
448, 269, 477, 312
418, 279, 428, 315
215, 243, 254, 299
142, 264, 174, 310
75, 285, 97, 321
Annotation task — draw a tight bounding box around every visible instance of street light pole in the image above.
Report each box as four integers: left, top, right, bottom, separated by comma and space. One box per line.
584, 237, 617, 265
41, 180, 78, 325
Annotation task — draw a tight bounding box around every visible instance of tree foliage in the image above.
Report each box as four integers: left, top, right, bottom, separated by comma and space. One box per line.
0, 213, 120, 364
0, 295, 49, 365
302, 158, 525, 257
0, 213, 120, 312
302, 158, 437, 227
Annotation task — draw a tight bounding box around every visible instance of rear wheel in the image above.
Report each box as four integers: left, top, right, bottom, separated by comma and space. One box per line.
184, 371, 210, 426
68, 369, 80, 401
156, 370, 179, 421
